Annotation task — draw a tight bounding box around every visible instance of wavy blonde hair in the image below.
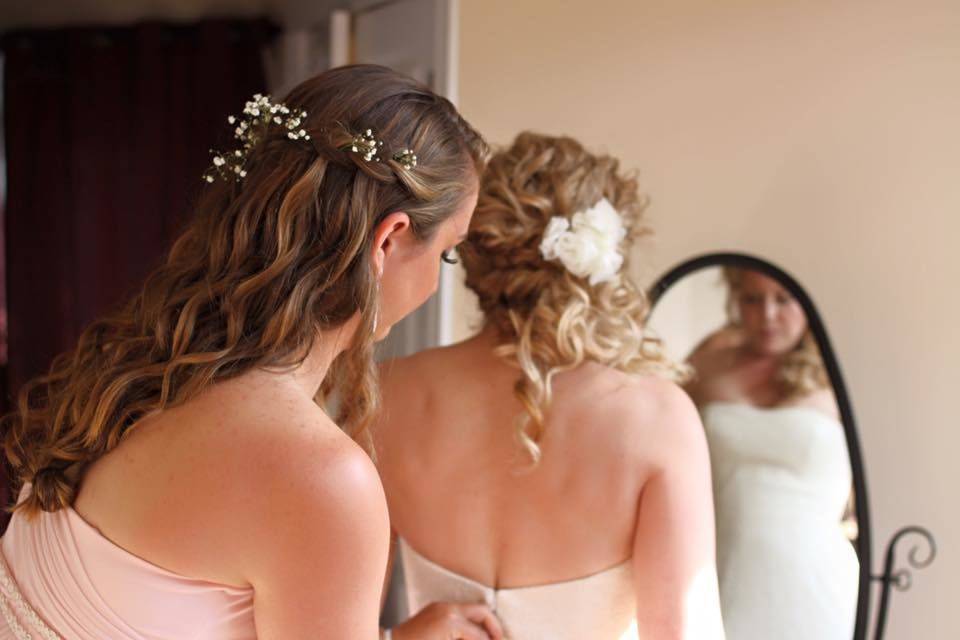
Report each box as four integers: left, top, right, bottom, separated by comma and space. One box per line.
722, 267, 829, 399
458, 132, 680, 463
4, 64, 487, 515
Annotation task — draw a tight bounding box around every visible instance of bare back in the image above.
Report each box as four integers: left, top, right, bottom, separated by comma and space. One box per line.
375, 332, 686, 589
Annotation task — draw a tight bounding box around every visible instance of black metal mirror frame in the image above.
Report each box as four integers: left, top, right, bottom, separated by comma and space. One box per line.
647, 252, 873, 640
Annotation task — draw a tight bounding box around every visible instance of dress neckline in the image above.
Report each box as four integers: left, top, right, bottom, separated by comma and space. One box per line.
64, 507, 249, 591
701, 400, 840, 424
17, 485, 252, 593
398, 537, 632, 593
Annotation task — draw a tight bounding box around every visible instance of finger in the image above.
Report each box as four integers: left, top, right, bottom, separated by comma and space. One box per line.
457, 604, 504, 640
453, 619, 492, 640
481, 614, 504, 640
473, 609, 504, 639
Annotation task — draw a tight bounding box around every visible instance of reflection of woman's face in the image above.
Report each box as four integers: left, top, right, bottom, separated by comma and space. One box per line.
735, 271, 808, 356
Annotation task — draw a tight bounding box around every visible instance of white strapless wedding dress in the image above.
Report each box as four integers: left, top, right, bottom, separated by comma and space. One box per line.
702, 402, 859, 640
398, 538, 639, 639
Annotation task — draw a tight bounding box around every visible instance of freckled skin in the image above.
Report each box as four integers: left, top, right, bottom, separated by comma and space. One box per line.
71, 187, 480, 639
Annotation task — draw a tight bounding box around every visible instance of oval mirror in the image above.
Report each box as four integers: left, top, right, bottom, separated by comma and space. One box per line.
646, 253, 871, 640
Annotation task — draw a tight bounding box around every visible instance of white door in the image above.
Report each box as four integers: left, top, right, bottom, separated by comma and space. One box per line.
332, 1, 461, 625
336, 0, 462, 361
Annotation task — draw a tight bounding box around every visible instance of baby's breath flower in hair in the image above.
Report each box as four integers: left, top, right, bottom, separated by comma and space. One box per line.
393, 148, 418, 170
203, 93, 310, 183
343, 128, 384, 162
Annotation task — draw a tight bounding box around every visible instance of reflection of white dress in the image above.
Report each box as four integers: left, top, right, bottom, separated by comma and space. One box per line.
398, 538, 639, 640
702, 402, 859, 640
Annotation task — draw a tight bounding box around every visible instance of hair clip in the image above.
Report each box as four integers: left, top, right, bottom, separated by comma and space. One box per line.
345, 128, 384, 162
393, 148, 418, 170
204, 93, 310, 183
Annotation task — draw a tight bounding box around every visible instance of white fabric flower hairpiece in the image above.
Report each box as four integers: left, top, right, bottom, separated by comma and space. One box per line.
538, 197, 626, 285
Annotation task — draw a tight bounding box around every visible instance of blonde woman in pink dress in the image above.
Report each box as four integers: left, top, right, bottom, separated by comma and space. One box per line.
373, 132, 726, 640
0, 65, 501, 639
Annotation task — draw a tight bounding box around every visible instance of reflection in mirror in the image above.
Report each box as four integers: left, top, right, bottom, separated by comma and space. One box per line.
648, 265, 859, 640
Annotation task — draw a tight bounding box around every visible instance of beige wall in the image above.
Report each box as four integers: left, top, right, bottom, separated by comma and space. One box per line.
456, 0, 958, 637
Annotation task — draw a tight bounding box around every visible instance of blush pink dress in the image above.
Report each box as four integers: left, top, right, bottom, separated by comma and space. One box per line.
0, 488, 256, 639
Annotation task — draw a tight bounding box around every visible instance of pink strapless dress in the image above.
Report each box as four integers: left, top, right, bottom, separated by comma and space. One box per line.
0, 490, 256, 639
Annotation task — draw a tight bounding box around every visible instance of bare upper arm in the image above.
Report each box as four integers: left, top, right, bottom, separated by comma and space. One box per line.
237, 420, 390, 640
627, 382, 725, 639
683, 328, 737, 402
685, 326, 740, 365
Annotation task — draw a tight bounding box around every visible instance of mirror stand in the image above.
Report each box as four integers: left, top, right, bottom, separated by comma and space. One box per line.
870, 526, 937, 640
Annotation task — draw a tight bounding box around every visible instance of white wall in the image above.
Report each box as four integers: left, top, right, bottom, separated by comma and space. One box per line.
646, 266, 727, 363
457, 1, 959, 637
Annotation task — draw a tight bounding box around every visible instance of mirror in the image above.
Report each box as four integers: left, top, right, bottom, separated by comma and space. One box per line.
646, 253, 871, 640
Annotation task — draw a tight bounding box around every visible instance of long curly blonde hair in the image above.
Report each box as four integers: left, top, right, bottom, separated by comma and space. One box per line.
4, 64, 487, 515
722, 267, 829, 399
459, 132, 679, 463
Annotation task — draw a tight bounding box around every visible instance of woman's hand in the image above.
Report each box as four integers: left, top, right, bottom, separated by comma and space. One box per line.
391, 602, 504, 640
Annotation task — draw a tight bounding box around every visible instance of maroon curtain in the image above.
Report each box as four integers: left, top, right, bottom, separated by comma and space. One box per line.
1, 19, 274, 522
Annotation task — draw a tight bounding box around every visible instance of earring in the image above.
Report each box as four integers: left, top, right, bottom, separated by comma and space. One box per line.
372, 279, 381, 334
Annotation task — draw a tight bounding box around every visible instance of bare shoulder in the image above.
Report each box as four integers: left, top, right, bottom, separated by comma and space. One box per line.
379, 342, 453, 384
376, 344, 457, 433
233, 398, 385, 517
378, 344, 451, 395
82, 375, 389, 592
376, 349, 431, 430
200, 387, 390, 637
614, 372, 702, 429
687, 325, 740, 365
202, 391, 389, 580
684, 328, 739, 402
595, 369, 708, 463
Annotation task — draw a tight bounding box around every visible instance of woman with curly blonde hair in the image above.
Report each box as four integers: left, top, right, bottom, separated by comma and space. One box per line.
0, 65, 498, 639
373, 132, 725, 639
685, 267, 833, 409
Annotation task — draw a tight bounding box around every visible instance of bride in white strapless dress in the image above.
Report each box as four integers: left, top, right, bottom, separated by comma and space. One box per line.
702, 403, 859, 640
682, 266, 860, 640
374, 133, 725, 640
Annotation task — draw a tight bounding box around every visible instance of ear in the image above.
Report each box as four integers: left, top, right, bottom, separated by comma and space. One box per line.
371, 211, 411, 278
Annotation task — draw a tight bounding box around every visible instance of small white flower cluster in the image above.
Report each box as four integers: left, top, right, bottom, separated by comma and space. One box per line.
237, 93, 309, 141
348, 129, 384, 162
204, 93, 310, 184
344, 129, 420, 171
394, 148, 418, 170
539, 198, 627, 285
